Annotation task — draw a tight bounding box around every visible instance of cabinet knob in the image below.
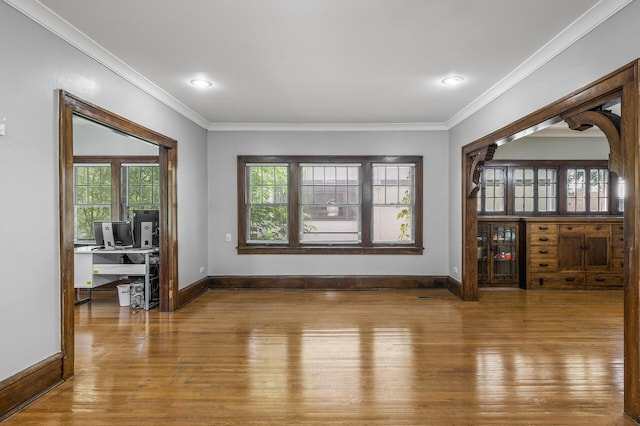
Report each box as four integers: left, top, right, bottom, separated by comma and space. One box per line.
567, 226, 573, 230
539, 226, 548, 230
539, 237, 549, 242
595, 277, 606, 282
565, 277, 576, 282
539, 250, 549, 254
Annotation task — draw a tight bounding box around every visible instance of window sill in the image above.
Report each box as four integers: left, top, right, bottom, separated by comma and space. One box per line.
237, 245, 424, 255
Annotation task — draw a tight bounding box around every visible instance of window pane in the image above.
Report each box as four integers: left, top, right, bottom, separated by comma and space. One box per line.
537, 168, 557, 212
589, 168, 609, 212
123, 164, 160, 220
74, 165, 112, 241
618, 178, 625, 212
372, 164, 415, 243
566, 168, 586, 212
248, 206, 288, 241
513, 167, 534, 212
300, 163, 361, 243
247, 164, 289, 243
482, 167, 506, 213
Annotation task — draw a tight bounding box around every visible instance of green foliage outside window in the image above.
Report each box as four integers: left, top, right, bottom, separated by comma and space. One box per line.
74, 165, 112, 240
248, 165, 289, 241
397, 189, 411, 241
125, 165, 160, 220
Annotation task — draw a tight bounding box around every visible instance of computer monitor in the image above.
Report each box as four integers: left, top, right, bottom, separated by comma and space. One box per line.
93, 221, 133, 249
133, 210, 159, 248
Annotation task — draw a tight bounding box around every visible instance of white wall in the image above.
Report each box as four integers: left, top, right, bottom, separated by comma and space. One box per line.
0, 2, 208, 381
208, 131, 449, 276
448, 0, 640, 282
493, 136, 609, 160
73, 116, 160, 156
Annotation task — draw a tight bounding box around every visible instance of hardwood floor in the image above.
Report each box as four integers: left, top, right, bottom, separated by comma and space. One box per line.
3, 288, 633, 425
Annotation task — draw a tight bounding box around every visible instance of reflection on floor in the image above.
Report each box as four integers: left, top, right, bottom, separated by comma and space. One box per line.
5, 288, 629, 425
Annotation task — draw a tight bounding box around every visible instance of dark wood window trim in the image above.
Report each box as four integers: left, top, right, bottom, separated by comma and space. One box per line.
237, 155, 423, 254
479, 160, 623, 217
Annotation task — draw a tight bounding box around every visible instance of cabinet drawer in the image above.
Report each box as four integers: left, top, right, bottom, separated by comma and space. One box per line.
528, 272, 584, 289
529, 259, 558, 272
93, 263, 146, 275
586, 273, 623, 288
612, 246, 624, 258
559, 224, 608, 234
529, 246, 558, 259
527, 223, 558, 233
611, 223, 624, 238
528, 232, 558, 245
610, 258, 624, 273
611, 230, 624, 246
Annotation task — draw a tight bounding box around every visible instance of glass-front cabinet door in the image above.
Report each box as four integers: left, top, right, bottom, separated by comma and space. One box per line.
478, 220, 520, 287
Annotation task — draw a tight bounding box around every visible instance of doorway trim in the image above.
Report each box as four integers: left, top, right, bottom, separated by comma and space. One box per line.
58, 91, 179, 379
461, 61, 640, 418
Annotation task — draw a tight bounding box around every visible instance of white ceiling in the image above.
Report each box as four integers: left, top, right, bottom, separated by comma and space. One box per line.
7, 0, 631, 130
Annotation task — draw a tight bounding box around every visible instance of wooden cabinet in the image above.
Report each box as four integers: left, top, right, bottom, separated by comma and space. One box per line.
478, 220, 521, 287
526, 218, 623, 289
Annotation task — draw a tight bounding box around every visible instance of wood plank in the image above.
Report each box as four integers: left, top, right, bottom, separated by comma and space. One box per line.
3, 289, 632, 424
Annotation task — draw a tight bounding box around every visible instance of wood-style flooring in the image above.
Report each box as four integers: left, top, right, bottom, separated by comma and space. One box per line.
3, 288, 632, 425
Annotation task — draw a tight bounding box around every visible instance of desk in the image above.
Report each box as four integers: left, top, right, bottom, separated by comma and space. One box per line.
74, 246, 159, 310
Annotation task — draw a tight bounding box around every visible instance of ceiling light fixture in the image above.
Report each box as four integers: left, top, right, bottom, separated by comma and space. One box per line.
190, 79, 213, 88
441, 75, 464, 86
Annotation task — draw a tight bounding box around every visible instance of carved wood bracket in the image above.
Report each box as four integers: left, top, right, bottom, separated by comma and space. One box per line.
467, 143, 497, 198
563, 110, 622, 176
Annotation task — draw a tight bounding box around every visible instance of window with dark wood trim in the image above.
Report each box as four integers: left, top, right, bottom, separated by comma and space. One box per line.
237, 155, 423, 254
478, 160, 623, 216
73, 156, 159, 242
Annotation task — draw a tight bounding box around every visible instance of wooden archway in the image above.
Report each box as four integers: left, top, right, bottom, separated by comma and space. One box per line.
460, 60, 640, 419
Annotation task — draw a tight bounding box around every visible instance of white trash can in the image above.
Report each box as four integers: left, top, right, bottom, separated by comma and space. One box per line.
117, 284, 131, 307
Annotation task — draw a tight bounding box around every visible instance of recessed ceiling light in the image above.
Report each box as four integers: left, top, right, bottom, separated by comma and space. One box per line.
441, 75, 464, 86
190, 79, 213, 88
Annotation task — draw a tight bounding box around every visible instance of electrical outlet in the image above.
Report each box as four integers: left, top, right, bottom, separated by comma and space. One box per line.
453, 266, 459, 274
200, 266, 205, 274
225, 233, 232, 242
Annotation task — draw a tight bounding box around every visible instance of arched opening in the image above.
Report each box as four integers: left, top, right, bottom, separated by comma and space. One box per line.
460, 61, 640, 418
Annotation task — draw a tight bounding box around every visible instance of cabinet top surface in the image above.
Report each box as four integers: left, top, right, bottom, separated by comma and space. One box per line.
75, 246, 159, 254
479, 216, 622, 224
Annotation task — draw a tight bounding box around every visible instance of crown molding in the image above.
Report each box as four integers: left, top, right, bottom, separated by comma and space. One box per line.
445, 0, 634, 130
207, 122, 448, 132
4, 0, 210, 129
5, 0, 632, 133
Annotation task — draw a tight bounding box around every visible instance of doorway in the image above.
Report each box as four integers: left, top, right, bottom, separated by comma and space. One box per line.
58, 91, 179, 379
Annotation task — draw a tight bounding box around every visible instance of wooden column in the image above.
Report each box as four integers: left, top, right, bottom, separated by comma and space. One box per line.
461, 144, 497, 301
621, 70, 640, 420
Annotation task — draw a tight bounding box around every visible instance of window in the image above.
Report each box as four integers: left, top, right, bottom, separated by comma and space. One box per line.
478, 161, 620, 216
372, 164, 415, 243
74, 165, 112, 240
246, 164, 289, 242
300, 164, 361, 243
512, 166, 558, 214
123, 164, 161, 219
482, 167, 506, 213
73, 157, 159, 242
238, 156, 423, 254
537, 168, 558, 212
513, 167, 534, 213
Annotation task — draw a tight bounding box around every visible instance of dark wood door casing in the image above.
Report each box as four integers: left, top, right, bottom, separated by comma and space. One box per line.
58, 91, 179, 381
